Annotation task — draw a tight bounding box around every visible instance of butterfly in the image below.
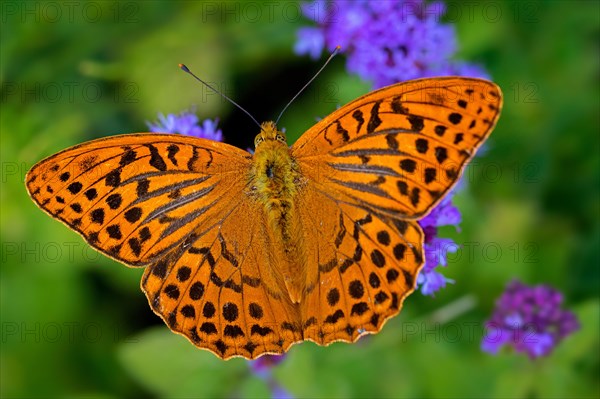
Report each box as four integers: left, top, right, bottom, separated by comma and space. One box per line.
26, 77, 502, 359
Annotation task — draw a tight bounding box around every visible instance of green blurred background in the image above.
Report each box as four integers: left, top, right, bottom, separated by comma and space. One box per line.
1, 1, 598, 398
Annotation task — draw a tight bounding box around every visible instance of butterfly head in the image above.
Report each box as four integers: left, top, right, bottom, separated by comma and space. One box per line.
254, 121, 287, 149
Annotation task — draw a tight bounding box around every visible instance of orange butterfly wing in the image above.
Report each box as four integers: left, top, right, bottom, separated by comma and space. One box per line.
26, 134, 251, 265
291, 77, 502, 344
26, 134, 302, 359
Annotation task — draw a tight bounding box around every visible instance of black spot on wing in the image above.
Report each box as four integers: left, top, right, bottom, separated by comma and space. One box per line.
391, 96, 408, 114
251, 325, 273, 336
90, 208, 104, 224
424, 168, 436, 184
400, 159, 416, 173
448, 113, 462, 125
124, 207, 142, 223
249, 303, 263, 319
187, 147, 199, 171
327, 288, 340, 306
351, 302, 369, 316
120, 149, 137, 166
105, 169, 121, 187
335, 121, 350, 142
349, 280, 365, 299
410, 187, 420, 207
407, 115, 424, 132
434, 125, 447, 137
167, 144, 180, 166
366, 101, 382, 133
106, 224, 122, 240
352, 110, 364, 133
128, 238, 142, 257
203, 302, 216, 318
106, 193, 122, 209
137, 179, 150, 197
224, 325, 244, 338
325, 309, 344, 324
386, 134, 399, 151
84, 188, 97, 201
435, 147, 448, 163
67, 182, 82, 194
146, 144, 167, 171
415, 138, 428, 154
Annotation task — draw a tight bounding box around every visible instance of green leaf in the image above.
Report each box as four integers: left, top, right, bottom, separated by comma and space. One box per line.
118, 327, 248, 398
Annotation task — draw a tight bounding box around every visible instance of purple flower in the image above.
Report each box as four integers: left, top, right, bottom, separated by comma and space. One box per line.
417, 194, 461, 295
271, 386, 294, 399
481, 280, 580, 359
147, 111, 223, 141
294, 27, 325, 60
249, 354, 286, 379
450, 62, 490, 80
295, 0, 488, 88
249, 355, 293, 399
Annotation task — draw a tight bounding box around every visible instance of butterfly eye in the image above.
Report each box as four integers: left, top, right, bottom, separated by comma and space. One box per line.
254, 135, 264, 147
276, 134, 286, 143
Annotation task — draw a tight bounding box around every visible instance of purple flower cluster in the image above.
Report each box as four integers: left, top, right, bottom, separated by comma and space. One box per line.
417, 194, 461, 295
250, 355, 293, 399
295, 0, 488, 88
147, 111, 223, 141
481, 280, 580, 358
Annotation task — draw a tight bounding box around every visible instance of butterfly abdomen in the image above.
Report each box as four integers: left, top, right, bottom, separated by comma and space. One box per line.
251, 125, 307, 302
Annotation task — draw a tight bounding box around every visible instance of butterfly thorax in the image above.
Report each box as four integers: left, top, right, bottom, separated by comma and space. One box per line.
250, 122, 306, 303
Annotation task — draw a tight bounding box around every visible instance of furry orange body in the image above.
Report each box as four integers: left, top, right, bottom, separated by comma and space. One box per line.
249, 122, 306, 303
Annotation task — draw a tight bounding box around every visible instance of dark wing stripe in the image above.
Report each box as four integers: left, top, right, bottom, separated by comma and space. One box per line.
158, 200, 218, 240
132, 176, 211, 205
326, 128, 417, 150
328, 162, 401, 177
333, 148, 407, 158
142, 184, 216, 224
313, 182, 413, 218
121, 169, 207, 184
327, 178, 392, 200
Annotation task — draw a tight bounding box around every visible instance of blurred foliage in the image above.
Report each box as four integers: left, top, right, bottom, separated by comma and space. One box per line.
1, 1, 598, 398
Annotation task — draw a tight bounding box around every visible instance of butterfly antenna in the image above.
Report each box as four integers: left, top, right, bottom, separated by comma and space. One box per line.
275, 46, 341, 125
179, 63, 262, 130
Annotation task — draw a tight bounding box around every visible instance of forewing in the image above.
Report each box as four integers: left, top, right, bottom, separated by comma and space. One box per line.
291, 77, 502, 218
25, 133, 251, 266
